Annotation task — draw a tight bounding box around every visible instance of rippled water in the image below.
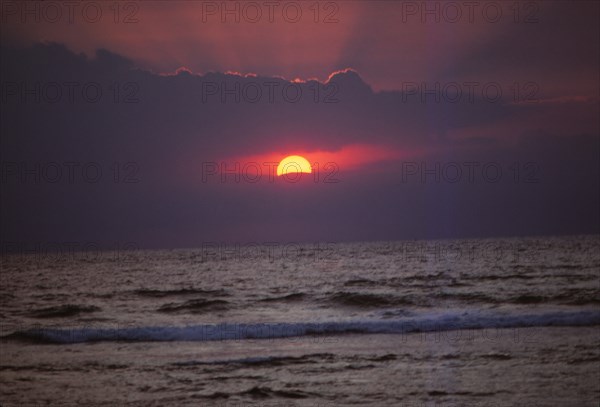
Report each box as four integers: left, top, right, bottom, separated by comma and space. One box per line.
1, 235, 599, 405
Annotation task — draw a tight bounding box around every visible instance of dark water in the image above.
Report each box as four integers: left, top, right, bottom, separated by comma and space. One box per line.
1, 235, 599, 405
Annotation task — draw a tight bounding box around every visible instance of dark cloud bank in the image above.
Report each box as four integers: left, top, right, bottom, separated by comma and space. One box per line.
1, 44, 598, 248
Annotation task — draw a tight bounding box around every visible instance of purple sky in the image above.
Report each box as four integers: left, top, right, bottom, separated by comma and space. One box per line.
1, 1, 598, 248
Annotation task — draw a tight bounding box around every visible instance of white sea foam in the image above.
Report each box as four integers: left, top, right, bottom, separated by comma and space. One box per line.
6, 309, 599, 344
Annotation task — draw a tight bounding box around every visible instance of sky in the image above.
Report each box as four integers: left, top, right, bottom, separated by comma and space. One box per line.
1, 1, 598, 248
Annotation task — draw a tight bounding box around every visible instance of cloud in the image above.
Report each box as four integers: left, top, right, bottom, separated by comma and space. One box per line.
2, 2, 597, 94
1, 43, 598, 246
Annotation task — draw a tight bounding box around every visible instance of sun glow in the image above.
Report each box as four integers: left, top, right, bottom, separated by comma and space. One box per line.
276, 155, 312, 176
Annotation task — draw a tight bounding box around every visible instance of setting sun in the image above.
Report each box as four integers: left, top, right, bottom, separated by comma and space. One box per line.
276, 155, 312, 176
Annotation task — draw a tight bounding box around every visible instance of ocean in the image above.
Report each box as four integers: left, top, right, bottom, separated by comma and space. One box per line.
1, 235, 599, 406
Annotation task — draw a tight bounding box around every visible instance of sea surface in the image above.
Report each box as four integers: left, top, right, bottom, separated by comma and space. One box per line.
1, 235, 599, 406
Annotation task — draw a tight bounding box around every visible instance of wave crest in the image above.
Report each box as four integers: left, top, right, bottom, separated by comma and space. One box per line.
3, 309, 598, 344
